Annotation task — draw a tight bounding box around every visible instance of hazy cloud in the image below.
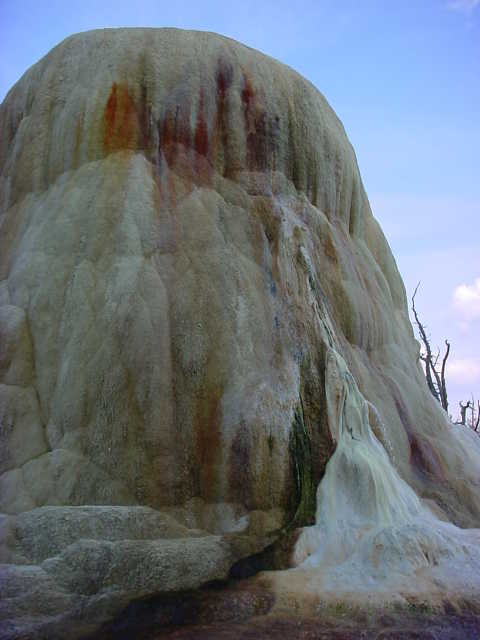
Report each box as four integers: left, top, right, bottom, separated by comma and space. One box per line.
370, 193, 480, 254
453, 278, 480, 321
447, 358, 480, 384
447, 0, 480, 11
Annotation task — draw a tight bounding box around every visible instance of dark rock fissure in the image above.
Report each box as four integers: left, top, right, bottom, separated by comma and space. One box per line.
83, 578, 276, 640
288, 397, 317, 527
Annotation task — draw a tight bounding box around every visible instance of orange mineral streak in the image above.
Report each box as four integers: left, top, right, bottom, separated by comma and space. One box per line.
103, 82, 139, 154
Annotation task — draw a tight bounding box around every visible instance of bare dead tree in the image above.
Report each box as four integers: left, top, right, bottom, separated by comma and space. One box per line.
468, 397, 479, 432
455, 398, 480, 432
411, 283, 450, 413
458, 400, 472, 426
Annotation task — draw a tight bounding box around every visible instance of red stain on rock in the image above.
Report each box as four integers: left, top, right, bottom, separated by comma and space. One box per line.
138, 82, 153, 152
103, 82, 138, 154
241, 74, 256, 167
158, 93, 212, 191
382, 374, 445, 480
241, 72, 278, 172
213, 61, 234, 175
159, 103, 192, 166
216, 63, 233, 96
408, 433, 445, 480
241, 73, 255, 114
177, 105, 192, 149
104, 84, 118, 139
157, 62, 238, 182
194, 90, 209, 158
102, 81, 155, 157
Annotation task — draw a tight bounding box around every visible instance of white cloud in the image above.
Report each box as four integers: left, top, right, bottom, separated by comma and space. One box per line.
447, 0, 480, 11
453, 278, 480, 321
447, 358, 480, 384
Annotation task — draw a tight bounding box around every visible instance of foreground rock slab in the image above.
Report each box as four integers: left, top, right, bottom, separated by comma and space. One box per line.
0, 506, 272, 639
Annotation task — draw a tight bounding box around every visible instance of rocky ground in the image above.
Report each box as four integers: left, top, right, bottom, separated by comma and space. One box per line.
89, 578, 480, 640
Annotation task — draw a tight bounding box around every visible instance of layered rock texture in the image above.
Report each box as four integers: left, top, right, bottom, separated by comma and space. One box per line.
1, 28, 480, 638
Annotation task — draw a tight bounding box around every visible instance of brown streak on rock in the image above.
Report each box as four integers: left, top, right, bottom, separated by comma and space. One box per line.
196, 385, 223, 501
324, 234, 338, 264
214, 60, 233, 176
229, 420, 252, 507
241, 73, 257, 171
160, 114, 174, 166
139, 82, 152, 153
241, 73, 255, 114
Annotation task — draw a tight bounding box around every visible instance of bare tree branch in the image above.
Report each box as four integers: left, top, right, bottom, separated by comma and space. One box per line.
411, 285, 478, 427
412, 283, 449, 412
440, 340, 450, 413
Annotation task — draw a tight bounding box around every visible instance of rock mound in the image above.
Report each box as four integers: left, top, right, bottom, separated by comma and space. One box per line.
1, 27, 480, 638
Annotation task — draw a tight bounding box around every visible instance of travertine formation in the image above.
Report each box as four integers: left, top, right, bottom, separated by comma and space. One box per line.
1, 28, 480, 638
279, 349, 480, 609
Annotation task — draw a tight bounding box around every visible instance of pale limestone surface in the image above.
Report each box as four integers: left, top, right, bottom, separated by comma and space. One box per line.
1, 27, 480, 638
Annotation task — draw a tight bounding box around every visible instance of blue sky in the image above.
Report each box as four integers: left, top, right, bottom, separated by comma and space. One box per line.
1, 0, 479, 418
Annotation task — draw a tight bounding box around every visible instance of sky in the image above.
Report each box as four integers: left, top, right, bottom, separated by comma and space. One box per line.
1, 0, 479, 420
